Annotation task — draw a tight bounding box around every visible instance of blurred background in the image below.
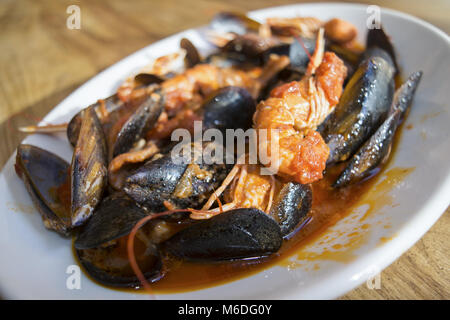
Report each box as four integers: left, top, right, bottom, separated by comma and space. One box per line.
0, 0, 448, 299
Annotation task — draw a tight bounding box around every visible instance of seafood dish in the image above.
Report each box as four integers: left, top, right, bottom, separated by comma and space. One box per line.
14, 11, 423, 293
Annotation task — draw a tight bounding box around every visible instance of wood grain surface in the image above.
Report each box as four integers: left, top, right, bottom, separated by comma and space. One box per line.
0, 0, 448, 299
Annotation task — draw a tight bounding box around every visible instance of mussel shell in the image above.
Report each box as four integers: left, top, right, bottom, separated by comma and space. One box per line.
71, 106, 108, 227
15, 144, 71, 235
321, 56, 395, 165
363, 47, 394, 69
67, 94, 125, 147
123, 152, 188, 212
180, 38, 202, 68
333, 71, 423, 187
163, 208, 283, 261
366, 27, 398, 73
222, 34, 275, 60
123, 143, 229, 212
202, 86, 256, 134
76, 244, 164, 288
112, 90, 164, 157
289, 37, 316, 72
269, 182, 312, 238
75, 194, 149, 250
134, 73, 165, 86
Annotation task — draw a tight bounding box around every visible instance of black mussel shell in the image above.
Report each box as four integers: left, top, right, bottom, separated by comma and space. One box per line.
75, 194, 149, 250
134, 73, 165, 86
163, 208, 283, 261
269, 182, 312, 238
76, 244, 164, 288
321, 56, 395, 165
15, 144, 71, 235
333, 71, 423, 187
289, 36, 316, 72
123, 151, 188, 212
202, 86, 256, 134
124, 143, 229, 212
112, 90, 164, 157
366, 26, 398, 73
71, 106, 108, 227
180, 38, 202, 68
67, 93, 127, 147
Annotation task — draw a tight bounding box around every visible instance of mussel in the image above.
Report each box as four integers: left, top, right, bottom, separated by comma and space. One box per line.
269, 182, 312, 238
180, 38, 202, 68
319, 26, 398, 166
112, 90, 164, 157
123, 142, 229, 212
75, 194, 174, 287
333, 71, 423, 187
163, 208, 283, 261
365, 27, 398, 73
320, 55, 395, 165
71, 106, 108, 227
202, 86, 256, 135
67, 94, 124, 147
15, 144, 71, 235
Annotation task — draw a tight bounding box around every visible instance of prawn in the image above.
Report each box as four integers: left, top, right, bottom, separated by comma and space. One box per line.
253, 28, 347, 184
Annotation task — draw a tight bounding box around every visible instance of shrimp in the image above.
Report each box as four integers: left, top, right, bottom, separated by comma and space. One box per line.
253, 28, 347, 184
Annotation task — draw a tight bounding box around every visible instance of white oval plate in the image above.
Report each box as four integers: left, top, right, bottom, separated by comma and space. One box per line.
0, 3, 449, 299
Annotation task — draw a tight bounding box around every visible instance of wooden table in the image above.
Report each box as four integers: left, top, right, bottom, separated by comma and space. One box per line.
0, 0, 448, 299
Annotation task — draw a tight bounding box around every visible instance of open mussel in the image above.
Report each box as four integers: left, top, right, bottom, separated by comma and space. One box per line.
15, 144, 71, 235
75, 194, 169, 287
334, 71, 423, 187
163, 208, 283, 261
71, 106, 108, 227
